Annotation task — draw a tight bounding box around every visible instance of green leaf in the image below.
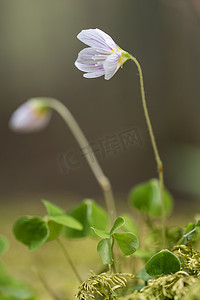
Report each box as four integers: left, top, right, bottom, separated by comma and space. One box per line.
196, 220, 200, 227
13, 217, 49, 251
91, 228, 110, 239
42, 200, 83, 234
0, 236, 8, 255
137, 268, 152, 282
42, 199, 65, 216
46, 220, 63, 241
64, 199, 108, 238
114, 232, 139, 256
182, 222, 196, 244
129, 179, 173, 217
120, 214, 138, 235
49, 215, 83, 230
145, 249, 180, 276
0, 264, 35, 300
0, 286, 35, 300
196, 220, 200, 235
110, 217, 125, 234
97, 238, 113, 265
182, 221, 200, 244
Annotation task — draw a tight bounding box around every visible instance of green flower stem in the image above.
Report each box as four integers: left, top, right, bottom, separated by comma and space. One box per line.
129, 55, 166, 248
111, 236, 116, 273
56, 237, 82, 284
42, 97, 116, 225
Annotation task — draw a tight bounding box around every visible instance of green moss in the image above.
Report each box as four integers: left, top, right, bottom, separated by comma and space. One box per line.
120, 271, 197, 300
76, 272, 135, 300
173, 245, 200, 276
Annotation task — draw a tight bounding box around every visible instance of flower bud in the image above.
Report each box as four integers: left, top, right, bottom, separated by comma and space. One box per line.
9, 99, 52, 133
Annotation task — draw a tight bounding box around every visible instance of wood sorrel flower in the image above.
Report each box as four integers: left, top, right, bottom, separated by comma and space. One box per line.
75, 28, 130, 80
9, 99, 52, 133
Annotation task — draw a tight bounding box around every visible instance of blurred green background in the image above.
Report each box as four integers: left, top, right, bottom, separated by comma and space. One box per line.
1, 0, 200, 298
1, 0, 200, 202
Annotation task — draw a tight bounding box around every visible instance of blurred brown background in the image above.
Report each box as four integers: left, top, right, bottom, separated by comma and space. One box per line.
1, 0, 200, 207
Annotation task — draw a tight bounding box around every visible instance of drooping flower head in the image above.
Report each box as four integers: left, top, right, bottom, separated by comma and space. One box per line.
9, 99, 52, 133
75, 28, 130, 80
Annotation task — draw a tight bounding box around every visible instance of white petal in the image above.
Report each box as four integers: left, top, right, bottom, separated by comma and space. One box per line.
75, 61, 104, 72
83, 70, 105, 78
95, 29, 118, 52
103, 53, 120, 80
76, 47, 109, 64
9, 101, 51, 133
77, 29, 118, 53
75, 48, 108, 74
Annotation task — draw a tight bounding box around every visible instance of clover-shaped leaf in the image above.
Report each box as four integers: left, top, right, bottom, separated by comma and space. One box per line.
114, 232, 139, 256
110, 217, 125, 234
129, 179, 173, 217
93, 216, 139, 265
91, 228, 111, 239
49, 215, 83, 230
65, 199, 108, 238
13, 217, 49, 251
97, 238, 113, 265
43, 199, 83, 230
13, 201, 84, 249
42, 199, 65, 216
145, 249, 180, 276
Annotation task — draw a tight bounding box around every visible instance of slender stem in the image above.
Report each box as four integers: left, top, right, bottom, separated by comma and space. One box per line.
129, 55, 166, 248
42, 97, 116, 225
111, 236, 116, 273
177, 227, 197, 245
56, 238, 82, 284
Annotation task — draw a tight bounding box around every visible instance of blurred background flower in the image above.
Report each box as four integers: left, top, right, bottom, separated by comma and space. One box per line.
1, 0, 200, 206
9, 99, 52, 133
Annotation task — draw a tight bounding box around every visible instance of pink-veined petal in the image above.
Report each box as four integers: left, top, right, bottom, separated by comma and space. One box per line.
103, 53, 120, 80
77, 29, 118, 53
75, 61, 104, 73
76, 47, 109, 65
95, 29, 118, 52
83, 70, 105, 79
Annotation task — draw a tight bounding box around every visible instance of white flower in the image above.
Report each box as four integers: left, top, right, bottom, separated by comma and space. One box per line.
9, 99, 52, 133
75, 28, 130, 80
